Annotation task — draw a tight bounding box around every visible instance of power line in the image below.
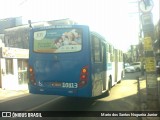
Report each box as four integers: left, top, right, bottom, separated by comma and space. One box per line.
18, 0, 28, 6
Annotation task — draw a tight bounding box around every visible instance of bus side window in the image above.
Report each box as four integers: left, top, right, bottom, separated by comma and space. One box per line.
92, 36, 102, 63
106, 43, 110, 62
110, 46, 114, 62
107, 52, 110, 62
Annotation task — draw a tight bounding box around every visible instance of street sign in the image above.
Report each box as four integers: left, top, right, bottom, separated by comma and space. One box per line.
141, 13, 154, 32
139, 0, 154, 13
144, 37, 153, 51
145, 57, 156, 72
141, 13, 153, 25
142, 24, 154, 32
146, 73, 157, 88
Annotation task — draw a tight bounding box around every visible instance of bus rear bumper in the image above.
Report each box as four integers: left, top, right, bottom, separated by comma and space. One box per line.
28, 84, 91, 98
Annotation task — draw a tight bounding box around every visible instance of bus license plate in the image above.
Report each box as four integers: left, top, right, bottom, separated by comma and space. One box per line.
62, 82, 78, 88
52, 82, 62, 87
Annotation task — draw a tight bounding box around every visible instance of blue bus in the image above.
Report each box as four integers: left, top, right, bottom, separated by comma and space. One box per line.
28, 24, 124, 98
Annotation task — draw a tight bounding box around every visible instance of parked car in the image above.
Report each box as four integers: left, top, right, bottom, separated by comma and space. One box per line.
125, 63, 136, 73
130, 62, 141, 71
156, 66, 160, 75
156, 61, 160, 75
125, 66, 136, 73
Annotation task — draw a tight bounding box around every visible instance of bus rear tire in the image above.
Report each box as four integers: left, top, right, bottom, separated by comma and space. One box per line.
117, 80, 121, 84
96, 77, 111, 99
106, 77, 112, 96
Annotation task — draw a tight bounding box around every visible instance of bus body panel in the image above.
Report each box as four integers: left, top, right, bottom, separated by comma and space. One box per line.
115, 49, 124, 82
90, 34, 107, 96
29, 54, 92, 97
117, 62, 123, 80
29, 25, 93, 97
28, 24, 124, 98
30, 54, 86, 83
91, 63, 104, 97
114, 49, 118, 83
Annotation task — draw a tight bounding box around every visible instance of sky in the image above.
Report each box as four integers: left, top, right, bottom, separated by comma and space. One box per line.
0, 0, 159, 52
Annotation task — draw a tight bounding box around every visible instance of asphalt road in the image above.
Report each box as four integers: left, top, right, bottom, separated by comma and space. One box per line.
123, 71, 141, 80
0, 72, 141, 120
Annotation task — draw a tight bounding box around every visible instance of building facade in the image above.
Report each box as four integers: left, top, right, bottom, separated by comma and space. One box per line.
0, 17, 22, 34
0, 47, 29, 90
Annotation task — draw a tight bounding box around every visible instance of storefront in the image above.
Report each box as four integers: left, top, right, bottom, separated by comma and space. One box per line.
0, 47, 29, 90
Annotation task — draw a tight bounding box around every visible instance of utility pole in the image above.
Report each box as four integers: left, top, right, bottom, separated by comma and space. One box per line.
139, 0, 158, 108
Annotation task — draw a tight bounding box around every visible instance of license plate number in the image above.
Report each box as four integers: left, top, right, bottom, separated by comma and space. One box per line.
62, 82, 78, 88
52, 82, 62, 87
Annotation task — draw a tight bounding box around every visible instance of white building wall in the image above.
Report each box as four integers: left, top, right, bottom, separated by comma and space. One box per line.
1, 59, 19, 90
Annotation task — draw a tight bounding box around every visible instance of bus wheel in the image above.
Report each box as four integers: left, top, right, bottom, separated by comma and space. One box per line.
106, 77, 112, 96
117, 80, 121, 84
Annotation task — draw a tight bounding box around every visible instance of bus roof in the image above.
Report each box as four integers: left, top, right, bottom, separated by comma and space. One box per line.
30, 24, 89, 31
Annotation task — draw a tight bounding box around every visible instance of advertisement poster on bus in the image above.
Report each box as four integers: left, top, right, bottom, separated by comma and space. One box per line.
33, 28, 82, 53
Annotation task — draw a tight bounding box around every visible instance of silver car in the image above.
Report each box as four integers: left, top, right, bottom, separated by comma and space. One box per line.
125, 64, 136, 73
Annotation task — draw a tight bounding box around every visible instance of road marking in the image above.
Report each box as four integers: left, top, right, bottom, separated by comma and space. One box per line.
26, 96, 63, 111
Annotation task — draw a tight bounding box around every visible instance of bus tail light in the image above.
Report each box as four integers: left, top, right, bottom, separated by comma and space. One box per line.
29, 66, 36, 85
78, 66, 88, 87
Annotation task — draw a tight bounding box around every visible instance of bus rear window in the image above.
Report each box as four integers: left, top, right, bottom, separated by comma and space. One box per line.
33, 28, 82, 53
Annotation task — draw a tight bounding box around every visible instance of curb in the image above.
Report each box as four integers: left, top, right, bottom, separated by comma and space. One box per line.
0, 89, 29, 103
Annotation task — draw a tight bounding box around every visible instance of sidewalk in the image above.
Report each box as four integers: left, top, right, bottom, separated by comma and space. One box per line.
0, 88, 29, 102
137, 76, 160, 120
